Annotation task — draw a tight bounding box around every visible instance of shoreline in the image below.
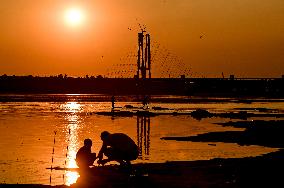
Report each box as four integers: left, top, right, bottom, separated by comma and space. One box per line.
1, 149, 284, 188
1, 94, 284, 102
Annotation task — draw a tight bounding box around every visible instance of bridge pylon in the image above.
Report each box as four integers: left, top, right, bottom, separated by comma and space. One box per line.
136, 31, 151, 79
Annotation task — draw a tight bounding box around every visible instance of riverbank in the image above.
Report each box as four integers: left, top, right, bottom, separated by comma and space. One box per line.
1, 149, 283, 188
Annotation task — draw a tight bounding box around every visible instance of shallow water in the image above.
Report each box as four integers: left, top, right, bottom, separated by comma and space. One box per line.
0, 94, 283, 185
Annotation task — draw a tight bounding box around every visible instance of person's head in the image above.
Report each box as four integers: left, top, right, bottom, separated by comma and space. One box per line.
100, 131, 110, 141
84, 138, 92, 148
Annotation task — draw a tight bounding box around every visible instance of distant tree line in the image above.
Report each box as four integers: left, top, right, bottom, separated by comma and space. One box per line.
0, 74, 105, 80
0, 74, 283, 97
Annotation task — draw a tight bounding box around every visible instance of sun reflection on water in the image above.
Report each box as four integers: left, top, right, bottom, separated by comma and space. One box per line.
63, 102, 81, 185
64, 102, 82, 113
65, 171, 79, 186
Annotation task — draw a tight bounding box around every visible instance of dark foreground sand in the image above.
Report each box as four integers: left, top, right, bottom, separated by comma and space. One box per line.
76, 150, 284, 188
1, 120, 284, 188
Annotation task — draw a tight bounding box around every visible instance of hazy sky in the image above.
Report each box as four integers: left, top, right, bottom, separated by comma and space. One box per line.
0, 0, 283, 77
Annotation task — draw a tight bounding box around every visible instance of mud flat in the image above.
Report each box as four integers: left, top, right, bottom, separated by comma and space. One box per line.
161, 120, 284, 148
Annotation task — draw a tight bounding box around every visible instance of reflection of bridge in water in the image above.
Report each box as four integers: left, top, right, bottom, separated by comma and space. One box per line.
136, 116, 151, 160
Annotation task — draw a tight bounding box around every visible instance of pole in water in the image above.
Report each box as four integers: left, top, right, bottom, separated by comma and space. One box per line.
111, 95, 115, 111
50, 130, 57, 185
65, 129, 72, 168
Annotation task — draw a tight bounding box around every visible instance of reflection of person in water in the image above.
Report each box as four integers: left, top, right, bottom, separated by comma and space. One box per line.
97, 131, 138, 167
76, 139, 97, 168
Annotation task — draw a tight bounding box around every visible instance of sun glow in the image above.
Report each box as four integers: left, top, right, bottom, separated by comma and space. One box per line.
65, 102, 81, 112
64, 8, 85, 27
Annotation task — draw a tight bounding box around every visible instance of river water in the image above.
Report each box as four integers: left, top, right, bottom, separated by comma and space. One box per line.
0, 94, 283, 185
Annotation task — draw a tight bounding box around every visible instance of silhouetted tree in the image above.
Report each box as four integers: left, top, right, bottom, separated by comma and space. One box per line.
58, 74, 63, 79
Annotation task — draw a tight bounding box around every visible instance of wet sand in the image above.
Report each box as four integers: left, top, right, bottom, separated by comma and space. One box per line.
1, 119, 284, 188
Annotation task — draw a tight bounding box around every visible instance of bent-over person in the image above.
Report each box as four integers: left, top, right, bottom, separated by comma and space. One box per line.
97, 131, 138, 167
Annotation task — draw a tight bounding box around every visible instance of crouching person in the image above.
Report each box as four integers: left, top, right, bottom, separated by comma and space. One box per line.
97, 131, 138, 167
76, 139, 97, 168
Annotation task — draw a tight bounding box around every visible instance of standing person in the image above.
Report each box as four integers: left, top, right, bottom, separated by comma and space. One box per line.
111, 95, 115, 111
76, 139, 97, 168
142, 95, 149, 109
97, 131, 138, 167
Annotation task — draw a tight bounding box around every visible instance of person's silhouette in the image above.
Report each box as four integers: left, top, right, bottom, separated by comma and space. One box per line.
97, 131, 138, 167
111, 96, 115, 111
76, 139, 97, 168
142, 95, 149, 109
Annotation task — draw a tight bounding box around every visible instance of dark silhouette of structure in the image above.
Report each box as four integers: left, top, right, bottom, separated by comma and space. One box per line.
135, 30, 152, 102
136, 31, 151, 79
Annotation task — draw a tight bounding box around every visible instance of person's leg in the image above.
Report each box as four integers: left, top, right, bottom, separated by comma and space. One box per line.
98, 147, 119, 165
124, 148, 138, 162
125, 160, 131, 166
105, 148, 131, 166
119, 149, 138, 170
86, 153, 97, 166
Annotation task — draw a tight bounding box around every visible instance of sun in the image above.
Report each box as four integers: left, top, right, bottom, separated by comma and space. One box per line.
64, 8, 85, 27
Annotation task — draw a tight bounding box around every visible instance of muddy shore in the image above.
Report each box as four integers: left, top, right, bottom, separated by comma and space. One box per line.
162, 120, 284, 148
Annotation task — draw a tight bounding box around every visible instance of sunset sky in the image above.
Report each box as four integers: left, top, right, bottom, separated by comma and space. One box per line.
0, 0, 283, 78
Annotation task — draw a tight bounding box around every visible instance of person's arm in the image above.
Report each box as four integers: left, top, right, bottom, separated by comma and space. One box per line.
97, 143, 107, 160
91, 152, 97, 160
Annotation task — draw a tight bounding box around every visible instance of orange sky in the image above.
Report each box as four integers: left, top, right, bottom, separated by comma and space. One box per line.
0, 0, 283, 78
